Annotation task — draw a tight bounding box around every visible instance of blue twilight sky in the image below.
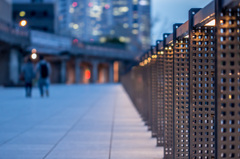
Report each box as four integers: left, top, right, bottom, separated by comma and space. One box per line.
151, 0, 212, 44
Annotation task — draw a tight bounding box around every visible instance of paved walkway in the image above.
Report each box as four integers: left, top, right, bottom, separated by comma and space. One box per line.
0, 84, 163, 159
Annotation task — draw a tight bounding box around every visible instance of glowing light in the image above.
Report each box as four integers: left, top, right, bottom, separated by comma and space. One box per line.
31, 53, 37, 60
184, 35, 189, 38
205, 19, 216, 26
120, 7, 129, 12
220, 20, 224, 25
19, 11, 26, 17
119, 36, 125, 42
123, 23, 129, 28
72, 2, 78, 7
100, 37, 107, 43
139, 0, 149, 6
144, 59, 148, 64
31, 48, 37, 54
73, 39, 78, 43
133, 23, 139, 28
88, 2, 93, 7
19, 20, 27, 27
105, 4, 110, 9
132, 29, 138, 34
73, 24, 79, 29
85, 69, 91, 80
152, 55, 157, 59
69, 8, 74, 13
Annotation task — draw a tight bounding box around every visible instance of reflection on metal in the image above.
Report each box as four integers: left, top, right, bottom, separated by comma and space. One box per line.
205, 19, 216, 26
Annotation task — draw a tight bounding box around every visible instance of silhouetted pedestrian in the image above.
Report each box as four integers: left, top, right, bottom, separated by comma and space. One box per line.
21, 58, 35, 97
36, 55, 51, 97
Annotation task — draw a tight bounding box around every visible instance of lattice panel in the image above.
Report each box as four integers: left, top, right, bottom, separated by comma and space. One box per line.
157, 50, 165, 146
143, 65, 150, 124
190, 26, 216, 159
216, 6, 240, 159
147, 61, 152, 130
173, 38, 190, 159
151, 58, 158, 137
163, 45, 174, 153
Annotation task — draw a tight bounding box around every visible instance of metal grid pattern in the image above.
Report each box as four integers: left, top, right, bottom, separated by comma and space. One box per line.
216, 6, 240, 159
173, 38, 190, 159
151, 54, 158, 137
163, 44, 174, 155
142, 61, 150, 124
157, 49, 165, 146
147, 55, 153, 130
190, 26, 216, 159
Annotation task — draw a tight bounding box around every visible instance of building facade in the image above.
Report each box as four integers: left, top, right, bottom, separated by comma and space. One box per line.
12, 3, 56, 33
0, 0, 12, 23
58, 0, 151, 53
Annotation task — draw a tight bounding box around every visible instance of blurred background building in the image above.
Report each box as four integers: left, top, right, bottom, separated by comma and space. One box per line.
10, 0, 151, 52
0, 0, 150, 86
12, 3, 56, 33
56, 0, 151, 52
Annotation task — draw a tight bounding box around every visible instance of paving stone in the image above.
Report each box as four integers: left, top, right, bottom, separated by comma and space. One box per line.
0, 84, 163, 159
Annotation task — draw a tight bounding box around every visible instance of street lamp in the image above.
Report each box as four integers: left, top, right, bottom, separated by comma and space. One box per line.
31, 48, 37, 60
19, 20, 27, 27
31, 53, 37, 60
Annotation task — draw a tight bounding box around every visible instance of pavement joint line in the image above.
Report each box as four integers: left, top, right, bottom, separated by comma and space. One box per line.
0, 101, 65, 129
0, 102, 71, 147
42, 95, 103, 159
108, 93, 118, 159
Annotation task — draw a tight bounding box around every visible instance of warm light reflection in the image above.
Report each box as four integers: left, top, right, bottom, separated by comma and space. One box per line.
72, 2, 77, 7
113, 61, 119, 82
85, 69, 91, 80
31, 53, 37, 60
19, 11, 26, 17
20, 20, 27, 27
105, 4, 110, 9
205, 19, 216, 26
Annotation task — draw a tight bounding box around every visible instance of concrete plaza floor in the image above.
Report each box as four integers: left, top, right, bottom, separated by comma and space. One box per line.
0, 84, 163, 159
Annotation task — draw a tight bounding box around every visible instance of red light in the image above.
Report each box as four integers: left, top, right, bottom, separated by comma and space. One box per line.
88, 2, 93, 7
73, 39, 78, 43
72, 2, 77, 7
105, 4, 110, 9
85, 70, 91, 80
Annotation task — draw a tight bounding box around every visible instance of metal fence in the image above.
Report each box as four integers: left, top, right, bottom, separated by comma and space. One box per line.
121, 0, 240, 158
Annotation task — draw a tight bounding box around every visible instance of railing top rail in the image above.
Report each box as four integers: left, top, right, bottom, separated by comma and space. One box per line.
166, 33, 173, 44
157, 41, 164, 50
176, 21, 189, 38
194, 1, 215, 26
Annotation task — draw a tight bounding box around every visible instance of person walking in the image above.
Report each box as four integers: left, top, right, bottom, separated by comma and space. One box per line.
21, 57, 35, 97
36, 55, 51, 97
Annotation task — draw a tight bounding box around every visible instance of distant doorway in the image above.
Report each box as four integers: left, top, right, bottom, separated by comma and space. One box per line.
81, 62, 92, 84
98, 63, 109, 83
